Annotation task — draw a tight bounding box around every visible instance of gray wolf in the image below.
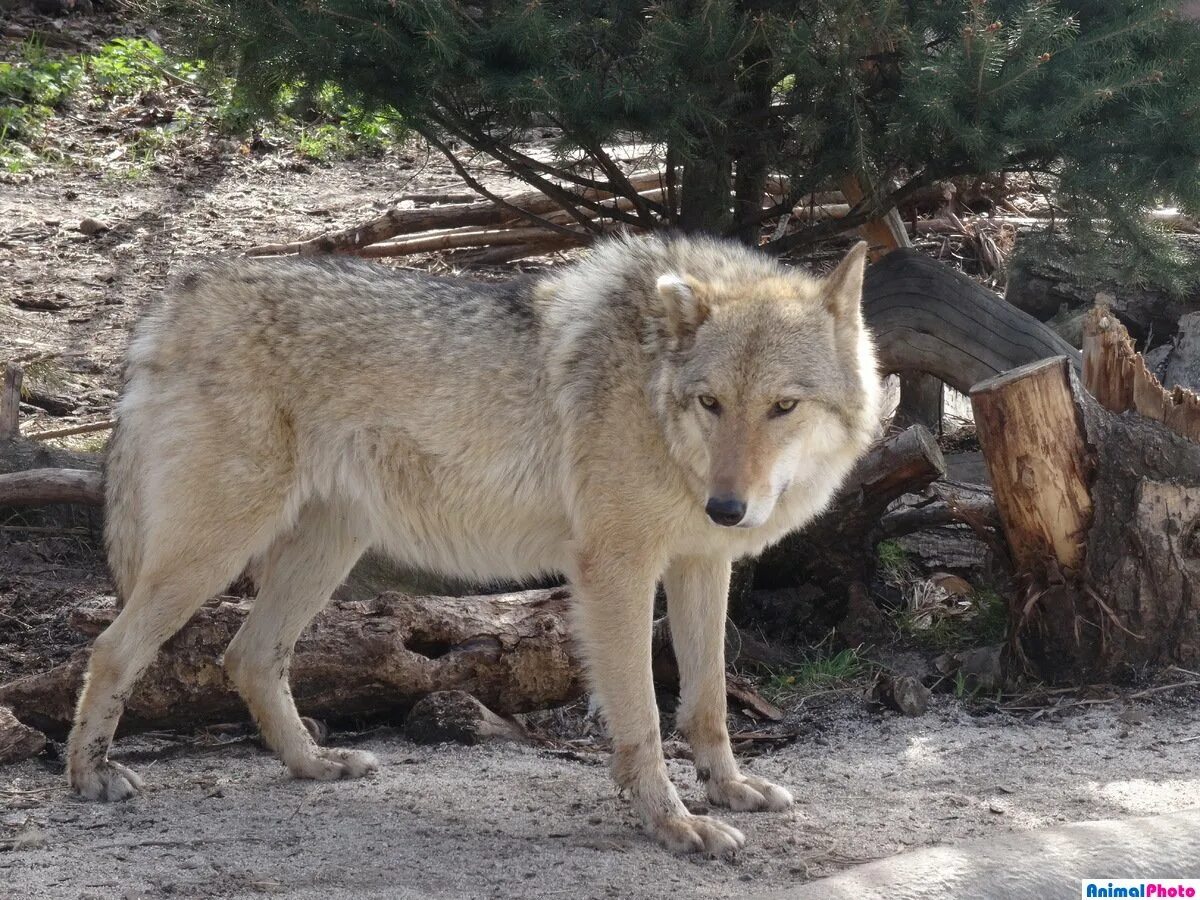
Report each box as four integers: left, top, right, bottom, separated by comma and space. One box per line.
68, 234, 880, 856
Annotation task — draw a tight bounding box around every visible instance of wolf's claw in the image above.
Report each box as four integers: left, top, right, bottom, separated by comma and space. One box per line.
649, 812, 746, 857
287, 748, 379, 781
70, 761, 145, 802
706, 774, 793, 812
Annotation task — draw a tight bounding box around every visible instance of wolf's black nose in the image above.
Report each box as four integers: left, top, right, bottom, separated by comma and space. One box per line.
705, 496, 746, 527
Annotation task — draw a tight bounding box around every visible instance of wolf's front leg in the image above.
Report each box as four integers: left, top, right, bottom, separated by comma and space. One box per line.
572, 544, 745, 857
664, 556, 793, 813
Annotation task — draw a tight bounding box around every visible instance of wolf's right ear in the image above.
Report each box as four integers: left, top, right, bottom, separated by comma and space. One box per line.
656, 274, 709, 339
823, 241, 868, 322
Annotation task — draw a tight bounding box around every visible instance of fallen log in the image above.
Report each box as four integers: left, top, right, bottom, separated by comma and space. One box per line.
0, 468, 103, 506
0, 587, 782, 738
0, 589, 583, 737
864, 249, 1082, 393
970, 341, 1200, 681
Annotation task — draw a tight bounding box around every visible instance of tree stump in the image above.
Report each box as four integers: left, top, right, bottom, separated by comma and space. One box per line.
970, 316, 1200, 682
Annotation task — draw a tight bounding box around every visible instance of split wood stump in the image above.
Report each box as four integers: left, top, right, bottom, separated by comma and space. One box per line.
971, 309, 1200, 682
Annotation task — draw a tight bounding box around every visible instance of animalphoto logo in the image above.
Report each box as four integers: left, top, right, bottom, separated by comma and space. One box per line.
1082, 880, 1200, 898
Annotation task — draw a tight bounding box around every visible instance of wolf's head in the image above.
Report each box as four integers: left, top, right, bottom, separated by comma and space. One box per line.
654, 241, 877, 529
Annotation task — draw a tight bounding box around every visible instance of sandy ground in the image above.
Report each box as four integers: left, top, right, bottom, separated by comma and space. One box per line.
3, 12, 1199, 899
3, 697, 1199, 899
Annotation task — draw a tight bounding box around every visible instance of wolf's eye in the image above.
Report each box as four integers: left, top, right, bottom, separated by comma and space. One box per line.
771, 398, 798, 417
697, 394, 721, 414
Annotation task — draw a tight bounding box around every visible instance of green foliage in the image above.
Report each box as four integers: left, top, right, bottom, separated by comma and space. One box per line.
876, 540, 914, 583
0, 33, 405, 171
900, 586, 1009, 651
88, 37, 202, 96
762, 647, 872, 702
0, 39, 81, 162
170, 0, 1200, 287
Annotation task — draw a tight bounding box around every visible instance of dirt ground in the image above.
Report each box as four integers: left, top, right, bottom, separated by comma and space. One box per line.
1, 697, 1198, 899
3, 8, 1200, 899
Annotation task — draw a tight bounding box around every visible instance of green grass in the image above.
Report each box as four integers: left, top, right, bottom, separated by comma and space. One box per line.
877, 539, 917, 585
761, 646, 872, 703
899, 585, 1009, 651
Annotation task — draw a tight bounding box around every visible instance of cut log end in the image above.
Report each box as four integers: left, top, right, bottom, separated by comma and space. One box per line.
970, 356, 1093, 573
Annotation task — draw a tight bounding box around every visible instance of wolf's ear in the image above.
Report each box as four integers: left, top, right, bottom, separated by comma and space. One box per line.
823, 241, 868, 322
656, 274, 709, 339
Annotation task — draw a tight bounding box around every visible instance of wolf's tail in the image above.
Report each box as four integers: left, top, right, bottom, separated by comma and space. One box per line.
103, 412, 143, 606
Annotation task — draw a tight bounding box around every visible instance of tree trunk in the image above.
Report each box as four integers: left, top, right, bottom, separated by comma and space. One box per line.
730, 49, 772, 245
894, 373, 945, 434
679, 146, 733, 234
970, 322, 1200, 682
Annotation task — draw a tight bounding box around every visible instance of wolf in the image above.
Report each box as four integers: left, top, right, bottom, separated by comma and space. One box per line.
68, 233, 879, 856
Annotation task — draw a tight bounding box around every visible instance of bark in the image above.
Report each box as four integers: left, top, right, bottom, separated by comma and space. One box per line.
863, 249, 1082, 393
0, 468, 103, 506
679, 147, 733, 234
0, 589, 583, 737
970, 335, 1200, 682
1083, 308, 1200, 443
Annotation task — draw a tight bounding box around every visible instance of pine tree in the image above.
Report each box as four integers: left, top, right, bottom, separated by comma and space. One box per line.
176, 0, 1200, 288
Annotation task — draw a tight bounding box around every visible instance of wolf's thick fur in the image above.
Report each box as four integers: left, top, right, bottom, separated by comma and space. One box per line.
69, 234, 879, 855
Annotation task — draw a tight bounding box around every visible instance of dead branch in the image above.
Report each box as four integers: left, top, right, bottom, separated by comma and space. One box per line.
0, 468, 104, 506
24, 419, 115, 442
245, 172, 666, 258
1, 363, 22, 440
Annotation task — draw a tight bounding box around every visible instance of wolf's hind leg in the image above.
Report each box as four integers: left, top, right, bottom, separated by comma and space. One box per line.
223, 497, 375, 781
68, 514, 279, 801
664, 556, 792, 813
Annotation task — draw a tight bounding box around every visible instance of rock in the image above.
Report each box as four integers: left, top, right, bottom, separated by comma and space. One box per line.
868, 674, 930, 717
934, 644, 1006, 694
404, 691, 531, 747
0, 706, 47, 765
77, 217, 109, 236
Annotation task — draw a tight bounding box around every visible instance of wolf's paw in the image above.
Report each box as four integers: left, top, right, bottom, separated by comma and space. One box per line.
649, 812, 746, 857
705, 774, 793, 812
288, 748, 379, 782
70, 761, 145, 802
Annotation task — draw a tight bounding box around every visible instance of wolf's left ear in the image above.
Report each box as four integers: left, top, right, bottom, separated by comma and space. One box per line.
657, 274, 709, 339
823, 241, 868, 322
